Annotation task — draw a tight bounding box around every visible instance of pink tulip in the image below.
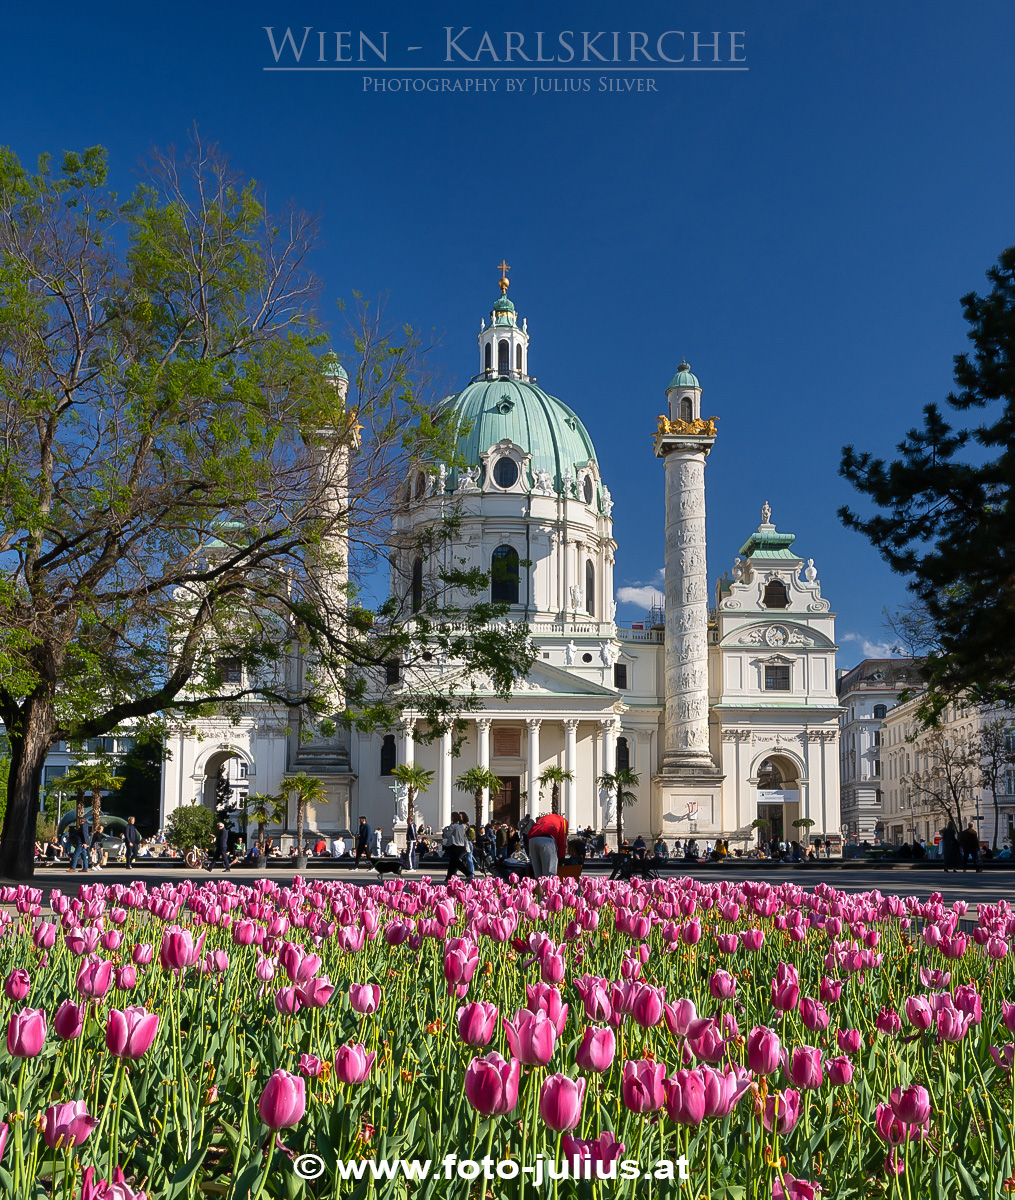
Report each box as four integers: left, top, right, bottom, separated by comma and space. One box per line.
443, 939, 479, 986
799, 998, 829, 1032
80, 1166, 146, 1200
159, 927, 203, 972
258, 1069, 306, 1129
274, 986, 304, 1016
762, 1089, 801, 1135
575, 975, 612, 1022
772, 1174, 821, 1200
4, 969, 30, 1002
115, 965, 137, 992
904, 995, 933, 1030
1003, 1000, 1015, 1035
681, 919, 702, 945
539, 1073, 586, 1132
990, 1044, 1015, 1072
819, 977, 842, 1004
954, 985, 982, 1025
874, 1103, 909, 1146
837, 1028, 861, 1056
297, 976, 334, 1009
256, 957, 276, 983
43, 1101, 98, 1149
890, 1085, 931, 1126
631, 984, 665, 1029
875, 1007, 901, 1035
333, 1043, 376, 1084
746, 1026, 781, 1075
988, 937, 1009, 960
504, 1008, 557, 1066
921, 968, 950, 989
100, 930, 122, 953
561, 1131, 626, 1180
784, 1045, 823, 1090
700, 1065, 752, 1119
526, 984, 568, 1035
827, 1055, 854, 1085
576, 1026, 616, 1074
7, 1008, 46, 1057
76, 958, 113, 1000
54, 1000, 85, 1040
665, 1068, 706, 1125
685, 1017, 728, 1063
621, 1059, 666, 1113
740, 929, 765, 951
771, 963, 800, 1012
106, 1006, 160, 1059
457, 1002, 499, 1047
132, 943, 154, 966
663, 998, 697, 1037
717, 934, 739, 954
205, 949, 229, 974
349, 983, 382, 1015
709, 970, 737, 1000
540, 948, 567, 985
936, 1007, 972, 1042
464, 1052, 520, 1116
298, 1054, 323, 1077
33, 923, 57, 950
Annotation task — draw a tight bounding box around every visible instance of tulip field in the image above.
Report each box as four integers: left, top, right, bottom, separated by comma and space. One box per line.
0, 874, 1012, 1199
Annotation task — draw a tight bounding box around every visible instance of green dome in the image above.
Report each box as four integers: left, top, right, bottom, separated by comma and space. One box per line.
436, 378, 600, 497
667, 359, 699, 389
321, 352, 348, 381
491, 295, 516, 313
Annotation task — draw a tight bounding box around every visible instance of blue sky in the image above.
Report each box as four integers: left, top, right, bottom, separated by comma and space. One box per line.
4, 0, 1014, 667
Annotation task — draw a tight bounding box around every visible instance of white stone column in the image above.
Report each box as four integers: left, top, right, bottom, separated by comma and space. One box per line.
599, 718, 617, 837
563, 719, 579, 826
439, 729, 453, 829
476, 717, 492, 826
527, 719, 541, 818
661, 448, 714, 773
399, 717, 415, 766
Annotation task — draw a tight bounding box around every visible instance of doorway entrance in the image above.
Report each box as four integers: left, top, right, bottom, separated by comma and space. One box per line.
758, 802, 784, 844
492, 776, 520, 826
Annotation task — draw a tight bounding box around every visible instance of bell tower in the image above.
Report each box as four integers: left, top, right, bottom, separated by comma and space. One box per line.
477, 260, 530, 380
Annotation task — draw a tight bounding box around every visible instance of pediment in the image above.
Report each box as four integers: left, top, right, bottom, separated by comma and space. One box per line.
468, 660, 618, 697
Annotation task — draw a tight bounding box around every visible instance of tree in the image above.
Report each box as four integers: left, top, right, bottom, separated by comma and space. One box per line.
390, 762, 434, 836
905, 729, 979, 836
279, 772, 326, 863
455, 767, 504, 835
110, 736, 163, 834
751, 816, 771, 848
241, 791, 287, 854
61, 758, 124, 838
538, 767, 574, 818
979, 717, 1015, 852
165, 801, 215, 855
597, 769, 640, 849
0, 137, 535, 879
840, 245, 1015, 719
792, 817, 816, 845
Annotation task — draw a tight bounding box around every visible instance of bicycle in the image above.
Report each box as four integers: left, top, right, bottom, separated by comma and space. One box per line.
184, 845, 209, 868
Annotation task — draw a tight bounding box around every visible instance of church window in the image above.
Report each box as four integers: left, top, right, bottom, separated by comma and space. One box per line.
515, 344, 522, 371
616, 737, 631, 772
493, 457, 519, 488
873, 703, 887, 719
414, 471, 427, 501
216, 658, 243, 684
583, 476, 594, 505
614, 663, 628, 689
385, 661, 400, 685
380, 735, 396, 776
764, 664, 791, 691
484, 342, 492, 371
679, 397, 692, 422
491, 545, 520, 604
498, 339, 509, 374
763, 579, 790, 608
585, 560, 595, 616
411, 557, 423, 613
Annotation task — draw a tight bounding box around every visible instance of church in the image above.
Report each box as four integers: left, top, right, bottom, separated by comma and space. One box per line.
160, 272, 841, 849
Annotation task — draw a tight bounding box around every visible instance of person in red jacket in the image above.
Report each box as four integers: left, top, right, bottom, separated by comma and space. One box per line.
528, 812, 569, 880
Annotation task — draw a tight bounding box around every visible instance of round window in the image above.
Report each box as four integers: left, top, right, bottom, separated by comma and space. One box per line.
582, 653, 593, 663
493, 458, 519, 488
583, 476, 594, 505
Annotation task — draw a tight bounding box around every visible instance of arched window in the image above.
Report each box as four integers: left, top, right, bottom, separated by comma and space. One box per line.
484, 342, 492, 371
498, 340, 509, 374
515, 344, 522, 371
757, 758, 782, 788
491, 544, 520, 604
873, 703, 887, 720
585, 560, 595, 616
380, 735, 396, 776
583, 475, 594, 505
414, 471, 427, 501
411, 557, 423, 613
762, 579, 790, 608
679, 397, 693, 422
616, 737, 630, 772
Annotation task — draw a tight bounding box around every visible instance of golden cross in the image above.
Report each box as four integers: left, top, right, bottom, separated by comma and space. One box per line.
497, 260, 510, 294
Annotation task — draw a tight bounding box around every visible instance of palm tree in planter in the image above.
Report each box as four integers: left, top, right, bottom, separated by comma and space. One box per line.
242, 792, 287, 865
390, 763, 435, 837
596, 769, 640, 850
792, 817, 816, 847
751, 817, 771, 849
63, 758, 124, 845
538, 767, 574, 817
455, 767, 504, 835
279, 772, 327, 869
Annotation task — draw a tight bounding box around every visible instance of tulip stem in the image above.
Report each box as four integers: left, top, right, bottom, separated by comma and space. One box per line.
250, 1135, 275, 1200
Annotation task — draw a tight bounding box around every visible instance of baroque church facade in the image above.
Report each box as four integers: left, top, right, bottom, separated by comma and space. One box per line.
160, 277, 841, 848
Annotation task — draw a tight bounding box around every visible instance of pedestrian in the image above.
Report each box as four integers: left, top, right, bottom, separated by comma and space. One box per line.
355, 816, 371, 865
405, 818, 418, 870
207, 822, 232, 872
960, 822, 983, 873
527, 810, 569, 881
941, 822, 960, 873
442, 811, 469, 883
124, 816, 141, 869
66, 818, 91, 874
824, 837, 832, 859
89, 824, 106, 872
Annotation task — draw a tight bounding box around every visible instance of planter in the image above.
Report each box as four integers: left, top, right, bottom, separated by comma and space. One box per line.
295, 854, 308, 871
256, 854, 267, 869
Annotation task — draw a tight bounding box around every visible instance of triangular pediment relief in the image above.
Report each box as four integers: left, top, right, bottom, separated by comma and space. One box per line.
720, 622, 834, 650
468, 660, 618, 698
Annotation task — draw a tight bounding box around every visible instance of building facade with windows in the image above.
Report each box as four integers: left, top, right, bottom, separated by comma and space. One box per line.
836, 658, 917, 842
157, 278, 841, 848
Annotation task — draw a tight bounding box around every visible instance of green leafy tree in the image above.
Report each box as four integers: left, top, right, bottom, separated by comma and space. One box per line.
597, 768, 640, 849
979, 718, 1015, 852
455, 767, 504, 835
840, 245, 1015, 719
241, 791, 287, 853
61, 758, 124, 838
0, 137, 535, 880
279, 772, 327, 861
792, 816, 816, 845
751, 816, 771, 848
538, 767, 574, 818
165, 802, 215, 855
110, 736, 163, 834
390, 762, 434, 835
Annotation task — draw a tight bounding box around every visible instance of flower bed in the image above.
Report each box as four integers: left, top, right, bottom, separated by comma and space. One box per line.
0, 873, 1010, 1198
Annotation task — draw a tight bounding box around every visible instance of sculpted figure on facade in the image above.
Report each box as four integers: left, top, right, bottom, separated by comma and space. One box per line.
804, 558, 818, 583
460, 465, 480, 492
564, 640, 577, 666
568, 583, 582, 610
601, 485, 614, 516
600, 642, 618, 667
532, 467, 553, 495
